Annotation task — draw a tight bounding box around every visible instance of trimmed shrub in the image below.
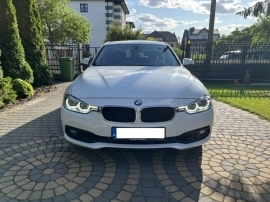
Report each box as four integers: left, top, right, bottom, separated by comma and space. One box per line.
13, 0, 53, 86
12, 79, 34, 98
0, 49, 3, 79
0, 77, 17, 108
0, 0, 34, 83
0, 66, 3, 79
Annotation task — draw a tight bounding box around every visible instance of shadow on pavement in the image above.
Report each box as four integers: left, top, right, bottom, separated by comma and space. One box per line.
0, 108, 204, 201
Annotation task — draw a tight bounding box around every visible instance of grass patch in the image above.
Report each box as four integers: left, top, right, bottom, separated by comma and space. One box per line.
204, 82, 270, 121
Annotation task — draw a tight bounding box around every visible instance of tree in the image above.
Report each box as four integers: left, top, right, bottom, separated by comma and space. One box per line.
215, 27, 254, 44
236, 0, 270, 18
37, 0, 91, 46
146, 37, 155, 41
250, 17, 270, 43
0, 0, 33, 83
13, 0, 53, 86
105, 22, 144, 42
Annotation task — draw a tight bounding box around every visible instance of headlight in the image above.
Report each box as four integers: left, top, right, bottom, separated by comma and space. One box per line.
63, 94, 99, 114
176, 95, 211, 114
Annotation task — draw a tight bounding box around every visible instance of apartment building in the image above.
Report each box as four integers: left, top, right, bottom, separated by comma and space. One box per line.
70, 0, 132, 47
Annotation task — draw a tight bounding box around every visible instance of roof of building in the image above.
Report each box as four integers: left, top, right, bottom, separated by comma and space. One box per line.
146, 31, 178, 42
126, 21, 135, 28
189, 27, 220, 35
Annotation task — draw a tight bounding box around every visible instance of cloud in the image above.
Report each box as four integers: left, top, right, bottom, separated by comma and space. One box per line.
130, 9, 136, 15
218, 24, 250, 32
126, 1, 134, 5
204, 17, 222, 23
127, 13, 195, 32
139, 0, 243, 15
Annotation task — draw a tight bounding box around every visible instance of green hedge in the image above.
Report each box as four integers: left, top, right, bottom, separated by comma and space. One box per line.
0, 0, 34, 83
0, 49, 3, 79
0, 66, 3, 79
12, 79, 34, 98
0, 77, 17, 108
13, 0, 53, 86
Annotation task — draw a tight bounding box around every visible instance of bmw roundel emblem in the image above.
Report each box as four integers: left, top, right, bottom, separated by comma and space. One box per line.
134, 100, 142, 106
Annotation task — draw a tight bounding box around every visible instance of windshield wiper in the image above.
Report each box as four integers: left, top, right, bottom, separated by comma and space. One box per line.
163, 46, 169, 53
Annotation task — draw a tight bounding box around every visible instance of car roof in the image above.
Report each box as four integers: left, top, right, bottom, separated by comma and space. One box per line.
104, 40, 167, 46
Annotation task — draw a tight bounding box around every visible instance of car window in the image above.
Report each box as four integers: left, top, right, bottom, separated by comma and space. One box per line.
92, 44, 180, 66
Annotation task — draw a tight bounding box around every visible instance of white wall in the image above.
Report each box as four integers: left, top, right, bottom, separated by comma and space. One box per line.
71, 0, 107, 47
190, 32, 220, 40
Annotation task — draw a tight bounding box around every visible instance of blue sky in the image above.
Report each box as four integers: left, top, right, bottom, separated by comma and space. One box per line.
126, 0, 258, 39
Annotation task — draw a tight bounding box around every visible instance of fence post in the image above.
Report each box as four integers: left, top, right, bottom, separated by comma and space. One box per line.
77, 43, 83, 74
241, 45, 247, 65
185, 40, 191, 58
203, 42, 213, 79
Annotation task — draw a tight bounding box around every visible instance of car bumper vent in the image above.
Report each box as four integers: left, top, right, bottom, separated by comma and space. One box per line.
102, 107, 136, 123
141, 107, 175, 123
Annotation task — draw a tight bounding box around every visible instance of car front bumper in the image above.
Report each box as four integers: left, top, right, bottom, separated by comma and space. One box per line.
61, 103, 214, 150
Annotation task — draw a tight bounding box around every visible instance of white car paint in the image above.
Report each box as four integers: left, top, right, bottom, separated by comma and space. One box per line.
61, 40, 214, 150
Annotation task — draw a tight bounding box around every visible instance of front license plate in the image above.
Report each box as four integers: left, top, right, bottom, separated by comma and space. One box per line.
112, 128, 165, 139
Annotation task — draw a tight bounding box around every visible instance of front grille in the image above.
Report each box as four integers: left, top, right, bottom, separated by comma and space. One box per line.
102, 107, 136, 123
141, 107, 175, 123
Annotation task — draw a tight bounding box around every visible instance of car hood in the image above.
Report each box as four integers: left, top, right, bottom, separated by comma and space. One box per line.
70, 66, 206, 99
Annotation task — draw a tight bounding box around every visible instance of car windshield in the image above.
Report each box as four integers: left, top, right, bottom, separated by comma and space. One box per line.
92, 44, 180, 66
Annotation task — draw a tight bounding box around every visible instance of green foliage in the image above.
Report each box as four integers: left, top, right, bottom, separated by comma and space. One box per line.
0, 0, 34, 83
12, 79, 34, 98
0, 49, 3, 79
105, 22, 144, 42
0, 77, 17, 108
236, 0, 270, 18
37, 0, 91, 45
13, 0, 53, 87
215, 27, 254, 44
251, 16, 270, 44
172, 48, 183, 61
146, 37, 155, 41
0, 66, 3, 79
214, 17, 270, 44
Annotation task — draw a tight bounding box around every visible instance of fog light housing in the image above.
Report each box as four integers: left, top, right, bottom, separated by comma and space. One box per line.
199, 130, 206, 135
70, 129, 77, 134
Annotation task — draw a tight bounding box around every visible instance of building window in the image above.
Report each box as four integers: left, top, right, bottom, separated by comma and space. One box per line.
106, 20, 112, 24
202, 35, 207, 39
105, 6, 113, 10
114, 8, 120, 12
105, 13, 113, 17
114, 15, 120, 19
80, 4, 88, 12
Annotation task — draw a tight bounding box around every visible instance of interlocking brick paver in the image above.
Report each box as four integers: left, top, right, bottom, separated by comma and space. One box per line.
0, 82, 269, 201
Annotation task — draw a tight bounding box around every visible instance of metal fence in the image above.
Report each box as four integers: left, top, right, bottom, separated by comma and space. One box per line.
44, 42, 270, 82
182, 42, 270, 81
45, 44, 101, 76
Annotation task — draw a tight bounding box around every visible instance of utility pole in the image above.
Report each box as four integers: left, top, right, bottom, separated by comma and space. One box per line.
208, 0, 216, 45
205, 0, 216, 77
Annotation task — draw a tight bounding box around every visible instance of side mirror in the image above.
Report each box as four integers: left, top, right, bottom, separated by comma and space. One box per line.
80, 57, 93, 71
183, 58, 194, 66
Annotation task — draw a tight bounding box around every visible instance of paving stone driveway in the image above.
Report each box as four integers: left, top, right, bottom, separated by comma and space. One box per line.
0, 82, 270, 202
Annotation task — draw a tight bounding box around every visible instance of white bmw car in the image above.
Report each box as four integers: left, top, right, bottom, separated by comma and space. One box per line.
61, 41, 214, 150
